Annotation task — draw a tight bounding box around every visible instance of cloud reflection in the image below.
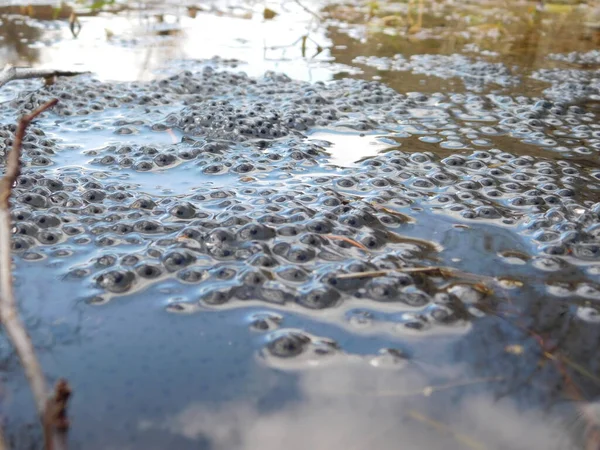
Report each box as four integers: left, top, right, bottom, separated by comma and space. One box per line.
140, 358, 577, 450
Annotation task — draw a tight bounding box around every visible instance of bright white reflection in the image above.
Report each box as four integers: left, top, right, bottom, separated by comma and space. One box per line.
25, 2, 335, 82
309, 130, 395, 166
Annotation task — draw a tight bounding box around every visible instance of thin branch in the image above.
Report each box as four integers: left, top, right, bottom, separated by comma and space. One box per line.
292, 0, 322, 21
0, 65, 87, 90
408, 410, 485, 450
324, 375, 504, 398
0, 99, 71, 450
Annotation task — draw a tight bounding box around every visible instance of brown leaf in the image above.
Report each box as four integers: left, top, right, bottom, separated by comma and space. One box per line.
263, 7, 277, 19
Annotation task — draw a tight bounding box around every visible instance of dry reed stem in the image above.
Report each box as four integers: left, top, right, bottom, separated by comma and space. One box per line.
325, 234, 370, 252
334, 266, 455, 280
334, 266, 500, 290
369, 203, 416, 223
0, 99, 71, 450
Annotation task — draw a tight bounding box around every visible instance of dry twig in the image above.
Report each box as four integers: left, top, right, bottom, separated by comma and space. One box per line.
0, 65, 87, 90
0, 99, 71, 450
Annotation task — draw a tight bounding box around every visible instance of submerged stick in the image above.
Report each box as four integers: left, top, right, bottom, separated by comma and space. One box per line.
0, 65, 87, 90
0, 99, 71, 450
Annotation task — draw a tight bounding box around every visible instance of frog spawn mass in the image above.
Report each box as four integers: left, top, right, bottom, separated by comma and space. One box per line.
531, 67, 600, 102
2, 66, 600, 353
353, 54, 520, 91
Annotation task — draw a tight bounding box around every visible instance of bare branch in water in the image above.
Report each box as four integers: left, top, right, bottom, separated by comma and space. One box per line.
0, 65, 87, 90
0, 99, 71, 450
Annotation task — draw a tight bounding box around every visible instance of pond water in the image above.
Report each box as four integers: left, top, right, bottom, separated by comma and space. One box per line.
1, 0, 600, 449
